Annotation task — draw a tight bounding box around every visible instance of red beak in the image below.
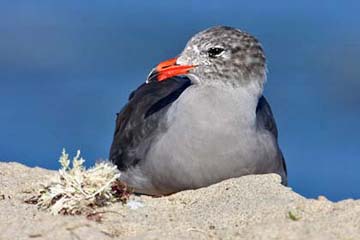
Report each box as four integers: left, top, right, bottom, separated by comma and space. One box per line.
147, 58, 195, 83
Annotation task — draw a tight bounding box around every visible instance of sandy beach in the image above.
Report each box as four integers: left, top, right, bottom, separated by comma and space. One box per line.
0, 162, 359, 240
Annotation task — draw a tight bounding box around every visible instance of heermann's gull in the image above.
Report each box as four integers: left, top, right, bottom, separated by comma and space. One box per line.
109, 26, 287, 196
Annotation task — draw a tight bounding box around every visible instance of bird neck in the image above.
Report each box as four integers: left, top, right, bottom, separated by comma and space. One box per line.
188, 73, 265, 98
178, 80, 263, 128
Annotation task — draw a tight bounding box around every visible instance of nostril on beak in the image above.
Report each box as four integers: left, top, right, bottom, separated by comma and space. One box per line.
159, 62, 177, 70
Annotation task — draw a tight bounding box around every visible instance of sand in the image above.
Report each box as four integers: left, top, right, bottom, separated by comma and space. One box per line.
0, 162, 359, 240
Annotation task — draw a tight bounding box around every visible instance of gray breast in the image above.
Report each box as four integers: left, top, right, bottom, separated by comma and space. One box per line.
126, 84, 284, 195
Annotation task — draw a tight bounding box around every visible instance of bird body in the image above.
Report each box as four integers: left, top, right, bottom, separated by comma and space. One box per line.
110, 26, 287, 196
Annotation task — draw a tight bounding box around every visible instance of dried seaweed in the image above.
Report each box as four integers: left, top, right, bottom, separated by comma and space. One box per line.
26, 149, 131, 215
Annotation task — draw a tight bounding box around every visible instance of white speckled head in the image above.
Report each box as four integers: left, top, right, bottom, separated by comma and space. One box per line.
177, 26, 267, 89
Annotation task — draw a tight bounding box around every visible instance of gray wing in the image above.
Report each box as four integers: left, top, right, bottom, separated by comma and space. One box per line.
256, 96, 287, 178
256, 96, 278, 139
109, 77, 191, 171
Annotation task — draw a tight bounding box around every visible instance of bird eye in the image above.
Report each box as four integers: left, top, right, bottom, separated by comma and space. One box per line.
207, 47, 224, 58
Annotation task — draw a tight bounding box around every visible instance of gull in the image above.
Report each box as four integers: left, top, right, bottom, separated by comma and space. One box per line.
109, 26, 287, 196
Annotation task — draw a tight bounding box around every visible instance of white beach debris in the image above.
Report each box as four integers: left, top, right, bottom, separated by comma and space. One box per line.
127, 200, 145, 209
27, 149, 131, 215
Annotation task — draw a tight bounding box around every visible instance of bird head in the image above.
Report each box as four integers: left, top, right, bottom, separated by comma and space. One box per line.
147, 26, 266, 89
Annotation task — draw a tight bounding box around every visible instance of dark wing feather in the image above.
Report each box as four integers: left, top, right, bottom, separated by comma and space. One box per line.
256, 96, 287, 177
109, 77, 191, 171
256, 96, 278, 139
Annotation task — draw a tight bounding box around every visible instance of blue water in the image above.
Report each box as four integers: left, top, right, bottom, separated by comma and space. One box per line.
1, 1, 359, 201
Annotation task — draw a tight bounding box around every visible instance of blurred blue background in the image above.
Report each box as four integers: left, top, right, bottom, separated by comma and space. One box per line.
1, 1, 359, 201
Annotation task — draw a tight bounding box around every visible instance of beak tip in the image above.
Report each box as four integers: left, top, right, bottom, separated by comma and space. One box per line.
146, 67, 158, 84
